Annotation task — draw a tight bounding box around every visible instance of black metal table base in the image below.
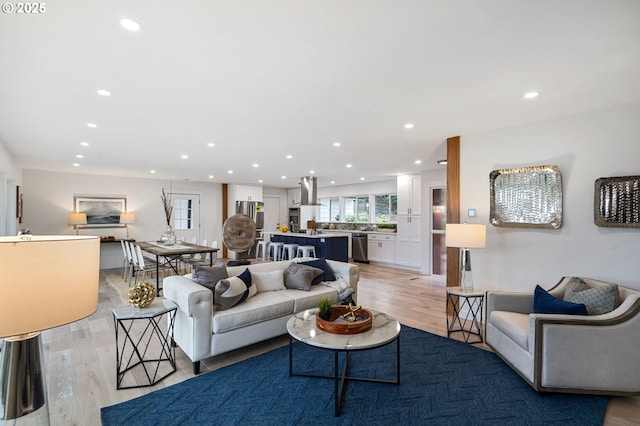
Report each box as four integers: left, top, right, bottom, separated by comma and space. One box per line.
288, 335, 400, 416
447, 292, 484, 344
114, 310, 177, 389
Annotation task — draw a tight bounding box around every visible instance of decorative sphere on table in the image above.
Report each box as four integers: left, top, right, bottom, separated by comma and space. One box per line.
128, 282, 156, 308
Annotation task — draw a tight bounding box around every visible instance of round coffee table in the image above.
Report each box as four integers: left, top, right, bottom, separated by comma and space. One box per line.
286, 308, 401, 416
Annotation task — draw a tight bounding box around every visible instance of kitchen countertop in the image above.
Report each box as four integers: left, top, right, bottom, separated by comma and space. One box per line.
320, 229, 397, 236
265, 231, 351, 239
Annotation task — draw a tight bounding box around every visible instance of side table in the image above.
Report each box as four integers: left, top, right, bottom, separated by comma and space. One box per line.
113, 299, 177, 389
446, 286, 484, 344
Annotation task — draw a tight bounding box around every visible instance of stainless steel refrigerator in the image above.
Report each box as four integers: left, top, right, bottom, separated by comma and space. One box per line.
235, 201, 264, 258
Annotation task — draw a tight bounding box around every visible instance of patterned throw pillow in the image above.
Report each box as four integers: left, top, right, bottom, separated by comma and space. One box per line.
213, 268, 256, 311
563, 277, 619, 315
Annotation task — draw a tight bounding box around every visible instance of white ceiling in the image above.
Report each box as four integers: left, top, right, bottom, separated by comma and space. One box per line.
1, 0, 639, 188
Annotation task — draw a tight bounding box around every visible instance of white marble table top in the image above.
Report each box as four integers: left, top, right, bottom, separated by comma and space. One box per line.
287, 308, 401, 350
112, 299, 177, 320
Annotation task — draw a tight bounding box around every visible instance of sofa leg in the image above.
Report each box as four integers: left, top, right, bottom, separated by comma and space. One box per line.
193, 361, 200, 375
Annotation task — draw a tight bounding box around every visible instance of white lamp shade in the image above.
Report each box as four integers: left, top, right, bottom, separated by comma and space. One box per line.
0, 235, 100, 338
445, 224, 486, 248
68, 212, 87, 225
119, 212, 135, 224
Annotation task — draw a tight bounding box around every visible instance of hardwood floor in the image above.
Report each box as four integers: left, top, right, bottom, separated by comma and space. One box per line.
14, 261, 640, 425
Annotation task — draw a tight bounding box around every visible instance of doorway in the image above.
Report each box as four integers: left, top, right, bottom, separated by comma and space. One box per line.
171, 192, 201, 243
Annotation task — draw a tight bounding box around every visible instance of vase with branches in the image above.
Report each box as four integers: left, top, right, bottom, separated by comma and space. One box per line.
159, 188, 176, 245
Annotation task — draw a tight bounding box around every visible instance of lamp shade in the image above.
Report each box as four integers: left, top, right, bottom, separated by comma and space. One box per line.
0, 235, 100, 338
445, 224, 486, 248
68, 212, 87, 225
119, 212, 135, 224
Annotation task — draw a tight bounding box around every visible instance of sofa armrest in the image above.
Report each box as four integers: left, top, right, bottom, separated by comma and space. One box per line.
326, 259, 359, 297
486, 291, 534, 316
162, 275, 213, 362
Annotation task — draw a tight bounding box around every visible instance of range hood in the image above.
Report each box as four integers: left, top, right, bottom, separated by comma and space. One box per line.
299, 176, 321, 206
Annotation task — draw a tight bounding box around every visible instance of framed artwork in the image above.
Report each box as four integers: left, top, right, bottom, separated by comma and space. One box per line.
594, 175, 640, 228
489, 165, 563, 229
16, 186, 23, 223
74, 196, 126, 228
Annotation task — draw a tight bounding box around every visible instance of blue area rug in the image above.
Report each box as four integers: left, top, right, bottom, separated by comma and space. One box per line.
101, 327, 608, 425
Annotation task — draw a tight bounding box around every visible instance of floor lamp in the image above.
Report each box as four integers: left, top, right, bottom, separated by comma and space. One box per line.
445, 224, 486, 290
0, 235, 100, 424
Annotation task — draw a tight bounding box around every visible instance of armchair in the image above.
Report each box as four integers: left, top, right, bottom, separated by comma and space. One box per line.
486, 276, 640, 395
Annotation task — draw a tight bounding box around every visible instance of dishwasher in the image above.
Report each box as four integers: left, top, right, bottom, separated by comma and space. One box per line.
352, 233, 369, 263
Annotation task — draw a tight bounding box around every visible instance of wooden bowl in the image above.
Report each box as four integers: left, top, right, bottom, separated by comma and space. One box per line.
316, 306, 372, 334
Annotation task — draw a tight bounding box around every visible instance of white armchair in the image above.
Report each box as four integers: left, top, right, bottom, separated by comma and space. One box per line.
486, 276, 640, 395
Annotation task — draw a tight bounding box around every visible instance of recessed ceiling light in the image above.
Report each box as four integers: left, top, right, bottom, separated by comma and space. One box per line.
72, 163, 80, 167
346, 164, 352, 168
281, 175, 286, 179
150, 170, 156, 174
208, 175, 214, 179
252, 163, 259, 168
228, 170, 233, 174
207, 142, 215, 147
437, 159, 447, 165
524, 91, 539, 99
97, 89, 111, 97
331, 181, 335, 184
181, 154, 189, 159
333, 142, 341, 147
310, 170, 315, 174
76, 154, 84, 159
414, 160, 422, 165
286, 155, 293, 159
80, 142, 89, 146
360, 177, 365, 181
87, 123, 97, 128
120, 18, 141, 32
404, 123, 414, 129
258, 179, 263, 183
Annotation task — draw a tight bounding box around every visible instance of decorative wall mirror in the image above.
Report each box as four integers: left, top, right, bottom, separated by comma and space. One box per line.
489, 165, 563, 229
594, 175, 640, 228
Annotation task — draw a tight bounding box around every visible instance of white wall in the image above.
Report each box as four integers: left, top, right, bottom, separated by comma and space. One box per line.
22, 169, 223, 244
0, 141, 21, 236
461, 101, 640, 291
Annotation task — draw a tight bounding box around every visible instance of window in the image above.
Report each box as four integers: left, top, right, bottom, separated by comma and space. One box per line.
173, 198, 194, 230
319, 197, 340, 222
345, 196, 369, 222
374, 194, 397, 223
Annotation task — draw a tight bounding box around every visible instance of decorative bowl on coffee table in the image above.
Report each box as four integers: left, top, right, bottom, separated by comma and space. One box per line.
316, 306, 372, 334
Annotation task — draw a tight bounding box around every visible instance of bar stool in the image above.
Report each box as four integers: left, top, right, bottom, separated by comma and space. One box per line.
282, 243, 299, 260
256, 241, 270, 261
297, 245, 316, 258
269, 242, 284, 261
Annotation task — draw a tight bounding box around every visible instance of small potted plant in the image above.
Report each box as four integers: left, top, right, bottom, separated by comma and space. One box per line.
318, 298, 333, 321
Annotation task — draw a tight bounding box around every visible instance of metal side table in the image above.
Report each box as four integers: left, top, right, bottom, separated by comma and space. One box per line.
446, 286, 484, 344
113, 299, 177, 389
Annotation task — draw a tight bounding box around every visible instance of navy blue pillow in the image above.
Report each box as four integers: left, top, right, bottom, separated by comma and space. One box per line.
299, 258, 336, 285
533, 285, 587, 315
237, 268, 252, 288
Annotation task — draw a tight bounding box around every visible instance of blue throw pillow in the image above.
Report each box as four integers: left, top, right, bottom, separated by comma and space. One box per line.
533, 285, 587, 315
300, 258, 336, 285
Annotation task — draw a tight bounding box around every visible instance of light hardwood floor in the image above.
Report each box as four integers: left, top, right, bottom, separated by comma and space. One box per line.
18, 261, 640, 425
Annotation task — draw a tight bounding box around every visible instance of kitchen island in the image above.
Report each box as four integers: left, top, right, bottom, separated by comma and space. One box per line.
265, 231, 349, 262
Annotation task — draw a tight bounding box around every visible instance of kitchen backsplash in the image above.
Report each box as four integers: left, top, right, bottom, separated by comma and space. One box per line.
315, 222, 397, 232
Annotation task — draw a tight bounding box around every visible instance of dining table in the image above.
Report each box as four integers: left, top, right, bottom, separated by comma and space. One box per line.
136, 241, 219, 295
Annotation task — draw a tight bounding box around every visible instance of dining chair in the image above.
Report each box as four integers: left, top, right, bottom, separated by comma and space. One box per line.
120, 240, 131, 280
183, 240, 218, 272
134, 244, 172, 286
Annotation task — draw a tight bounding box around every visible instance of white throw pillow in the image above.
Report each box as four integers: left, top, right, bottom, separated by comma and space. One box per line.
252, 270, 285, 292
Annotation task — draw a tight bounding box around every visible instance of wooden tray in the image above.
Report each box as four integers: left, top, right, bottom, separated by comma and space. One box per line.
316, 306, 372, 334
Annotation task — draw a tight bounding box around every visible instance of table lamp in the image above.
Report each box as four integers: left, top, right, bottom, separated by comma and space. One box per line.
119, 212, 135, 239
0, 235, 100, 423
445, 223, 486, 290
68, 212, 87, 235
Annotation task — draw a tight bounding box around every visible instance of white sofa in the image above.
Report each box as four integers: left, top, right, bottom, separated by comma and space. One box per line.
163, 259, 359, 374
486, 276, 640, 395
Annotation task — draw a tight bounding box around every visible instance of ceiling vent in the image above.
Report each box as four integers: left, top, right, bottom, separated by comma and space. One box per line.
300, 176, 320, 205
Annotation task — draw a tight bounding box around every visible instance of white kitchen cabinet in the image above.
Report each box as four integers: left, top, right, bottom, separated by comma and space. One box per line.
368, 234, 395, 263
235, 185, 263, 202
288, 187, 301, 206
395, 215, 422, 268
397, 175, 422, 216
